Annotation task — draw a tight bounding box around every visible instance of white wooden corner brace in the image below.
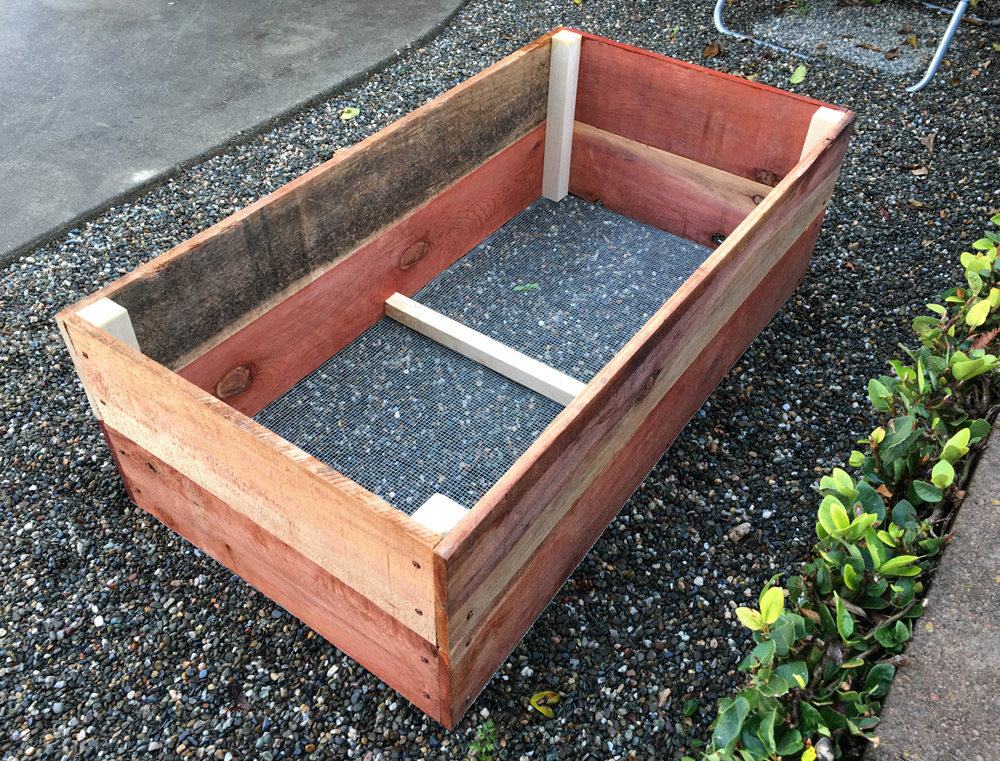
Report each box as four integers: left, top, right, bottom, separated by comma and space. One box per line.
542, 30, 582, 202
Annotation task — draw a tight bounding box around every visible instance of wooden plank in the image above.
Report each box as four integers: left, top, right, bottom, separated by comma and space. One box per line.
57, 313, 442, 641
100, 424, 447, 722
77, 298, 141, 352
446, 213, 828, 723
574, 31, 842, 184
175, 126, 547, 417
541, 30, 582, 201
568, 122, 774, 248
801, 106, 845, 161
438, 114, 855, 712
76, 32, 555, 369
385, 293, 585, 407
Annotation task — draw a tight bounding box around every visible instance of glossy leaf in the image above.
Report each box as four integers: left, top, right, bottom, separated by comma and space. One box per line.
711, 696, 750, 754
760, 587, 785, 625
736, 607, 765, 631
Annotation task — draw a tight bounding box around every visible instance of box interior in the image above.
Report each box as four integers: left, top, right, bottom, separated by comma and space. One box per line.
254, 195, 711, 513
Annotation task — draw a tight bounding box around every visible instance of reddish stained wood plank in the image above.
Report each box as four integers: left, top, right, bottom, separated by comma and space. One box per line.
177, 126, 546, 417
446, 213, 827, 723
439, 116, 854, 680
100, 424, 446, 721
573, 31, 836, 183
58, 314, 441, 640
569, 122, 773, 247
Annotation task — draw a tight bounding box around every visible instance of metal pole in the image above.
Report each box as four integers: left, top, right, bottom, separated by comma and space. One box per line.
906, 0, 971, 92
712, 0, 811, 60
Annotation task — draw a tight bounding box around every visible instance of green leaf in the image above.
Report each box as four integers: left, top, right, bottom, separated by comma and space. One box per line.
912, 480, 943, 503
967, 268, 984, 294
683, 698, 699, 716
868, 378, 891, 411
843, 562, 858, 590
863, 663, 896, 698
802, 746, 817, 761
817, 601, 837, 637
740, 639, 777, 670
789, 65, 807, 84
757, 709, 778, 754
770, 619, 798, 657
931, 460, 955, 488
339, 106, 360, 121
760, 587, 785, 625
969, 419, 991, 442
834, 592, 854, 641
775, 729, 803, 755
966, 297, 990, 327
711, 696, 750, 754
736, 607, 765, 631
775, 661, 809, 690
855, 481, 886, 523
513, 282, 540, 292
830, 499, 851, 532
926, 303, 946, 315
972, 237, 995, 251
892, 500, 918, 528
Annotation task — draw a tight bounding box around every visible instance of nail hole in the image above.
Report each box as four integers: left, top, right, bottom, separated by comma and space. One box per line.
412, 560, 421, 569
134, 489, 142, 494
81, 352, 89, 359
466, 610, 474, 620
415, 609, 423, 616
711, 233, 726, 245
420, 656, 429, 663
753, 194, 765, 205
118, 448, 125, 454
99, 399, 107, 405
146, 462, 158, 474
465, 638, 472, 647
422, 692, 430, 699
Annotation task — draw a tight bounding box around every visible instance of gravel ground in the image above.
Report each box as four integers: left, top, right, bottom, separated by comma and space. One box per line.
2, 0, 998, 758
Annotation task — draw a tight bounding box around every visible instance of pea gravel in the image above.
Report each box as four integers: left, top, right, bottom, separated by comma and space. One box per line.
2, 0, 998, 758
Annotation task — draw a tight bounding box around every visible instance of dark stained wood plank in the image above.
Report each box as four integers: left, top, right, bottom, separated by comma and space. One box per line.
569, 122, 773, 247
574, 32, 836, 184
82, 32, 554, 369
101, 424, 447, 722
177, 126, 546, 416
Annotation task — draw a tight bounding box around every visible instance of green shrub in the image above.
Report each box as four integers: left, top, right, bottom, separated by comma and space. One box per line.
695, 214, 1000, 761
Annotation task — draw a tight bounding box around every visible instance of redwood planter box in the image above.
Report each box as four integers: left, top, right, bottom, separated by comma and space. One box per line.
57, 29, 854, 727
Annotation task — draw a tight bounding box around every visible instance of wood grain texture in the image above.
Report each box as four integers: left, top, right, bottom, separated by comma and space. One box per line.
446, 212, 828, 724
438, 113, 855, 716
58, 314, 442, 640
574, 32, 838, 184
176, 126, 546, 417
568, 122, 774, 247
385, 293, 585, 407
101, 424, 446, 721
79, 33, 553, 369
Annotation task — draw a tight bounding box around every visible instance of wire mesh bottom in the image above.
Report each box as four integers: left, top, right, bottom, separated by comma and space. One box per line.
256, 196, 712, 514
414, 197, 712, 381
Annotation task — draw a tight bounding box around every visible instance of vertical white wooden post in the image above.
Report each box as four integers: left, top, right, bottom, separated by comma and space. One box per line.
800, 107, 843, 161
542, 30, 582, 202
77, 297, 141, 352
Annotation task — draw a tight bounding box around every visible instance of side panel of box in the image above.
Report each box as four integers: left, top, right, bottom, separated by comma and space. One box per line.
100, 424, 446, 719
177, 126, 546, 417
440, 120, 854, 723
85, 34, 552, 371
58, 317, 440, 642
444, 215, 825, 722
574, 34, 826, 183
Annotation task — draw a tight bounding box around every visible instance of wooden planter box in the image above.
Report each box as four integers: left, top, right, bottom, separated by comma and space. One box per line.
57, 29, 854, 727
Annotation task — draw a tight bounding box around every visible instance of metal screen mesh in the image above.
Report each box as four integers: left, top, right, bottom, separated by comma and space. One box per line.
414, 197, 711, 381
255, 196, 712, 513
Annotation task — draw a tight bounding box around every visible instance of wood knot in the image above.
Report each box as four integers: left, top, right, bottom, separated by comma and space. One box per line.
216, 363, 255, 399
637, 369, 660, 401
399, 239, 429, 270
